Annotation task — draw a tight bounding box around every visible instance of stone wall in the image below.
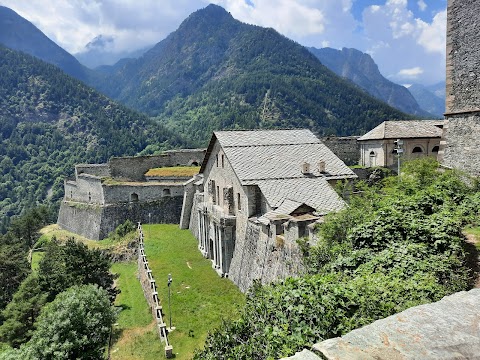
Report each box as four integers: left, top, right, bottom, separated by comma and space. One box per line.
321, 136, 360, 166
57, 202, 103, 240
228, 220, 304, 293
445, 0, 480, 112
75, 164, 110, 178
109, 149, 205, 181
440, 0, 480, 176
58, 196, 184, 240
65, 174, 104, 203
103, 184, 184, 205
441, 114, 480, 176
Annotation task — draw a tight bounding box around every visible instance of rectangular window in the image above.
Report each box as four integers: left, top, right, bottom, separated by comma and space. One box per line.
237, 193, 241, 210
221, 154, 224, 168
216, 154, 219, 167
217, 186, 220, 205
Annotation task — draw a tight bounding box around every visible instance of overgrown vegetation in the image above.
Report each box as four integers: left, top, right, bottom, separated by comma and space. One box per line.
145, 166, 201, 177
195, 159, 480, 359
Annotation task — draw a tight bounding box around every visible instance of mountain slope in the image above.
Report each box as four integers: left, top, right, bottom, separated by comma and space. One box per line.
309, 47, 431, 117
96, 5, 409, 145
0, 45, 188, 230
408, 83, 445, 117
0, 6, 95, 83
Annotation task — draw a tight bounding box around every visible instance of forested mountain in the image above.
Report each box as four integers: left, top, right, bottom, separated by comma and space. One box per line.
309, 47, 432, 117
95, 4, 409, 146
0, 6, 96, 84
408, 82, 445, 117
0, 45, 188, 232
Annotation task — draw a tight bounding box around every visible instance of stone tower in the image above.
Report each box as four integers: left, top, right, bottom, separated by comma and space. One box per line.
439, 0, 480, 176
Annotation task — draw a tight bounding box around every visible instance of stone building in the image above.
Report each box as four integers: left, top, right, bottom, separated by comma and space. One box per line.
182, 129, 356, 292
358, 120, 444, 168
57, 149, 204, 240
439, 0, 480, 176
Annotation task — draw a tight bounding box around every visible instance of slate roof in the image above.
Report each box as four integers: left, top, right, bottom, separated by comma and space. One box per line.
358, 120, 444, 141
201, 129, 353, 215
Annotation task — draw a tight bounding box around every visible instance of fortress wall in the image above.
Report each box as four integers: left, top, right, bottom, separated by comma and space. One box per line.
64, 175, 104, 203
440, 1, 480, 176
75, 164, 110, 178
57, 202, 104, 240
445, 0, 480, 112
109, 149, 205, 181
98, 198, 184, 239
228, 221, 304, 293
103, 184, 184, 205
321, 136, 360, 166
188, 192, 203, 238
441, 114, 480, 176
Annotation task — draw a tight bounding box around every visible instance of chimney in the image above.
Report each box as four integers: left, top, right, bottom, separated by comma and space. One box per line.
318, 161, 326, 173
301, 162, 311, 174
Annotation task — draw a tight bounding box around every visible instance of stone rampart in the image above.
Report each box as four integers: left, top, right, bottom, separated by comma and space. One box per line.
109, 149, 205, 181
75, 164, 110, 178
136, 224, 173, 358
57, 196, 184, 240
440, 113, 480, 176
320, 136, 360, 166
228, 221, 304, 293
103, 184, 184, 204
445, 0, 480, 112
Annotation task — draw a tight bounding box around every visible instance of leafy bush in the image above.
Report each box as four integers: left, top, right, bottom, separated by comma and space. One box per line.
195, 159, 479, 359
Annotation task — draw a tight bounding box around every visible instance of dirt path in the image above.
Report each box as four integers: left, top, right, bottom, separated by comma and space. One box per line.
464, 233, 480, 288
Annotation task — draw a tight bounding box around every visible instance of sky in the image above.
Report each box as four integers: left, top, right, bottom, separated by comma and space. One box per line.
0, 0, 447, 86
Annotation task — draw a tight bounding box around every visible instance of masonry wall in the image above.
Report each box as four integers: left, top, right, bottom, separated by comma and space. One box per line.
228, 221, 304, 293
440, 0, 480, 176
321, 136, 360, 166
109, 149, 205, 181
103, 184, 184, 204
58, 197, 184, 240
65, 174, 105, 203
75, 164, 110, 178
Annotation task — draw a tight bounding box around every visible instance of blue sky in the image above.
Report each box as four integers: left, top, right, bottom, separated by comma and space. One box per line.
0, 0, 447, 86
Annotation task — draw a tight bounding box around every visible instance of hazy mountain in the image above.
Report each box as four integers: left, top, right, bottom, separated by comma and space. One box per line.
75, 35, 152, 69
309, 47, 432, 117
0, 45, 188, 225
408, 83, 445, 117
96, 4, 408, 145
0, 6, 96, 83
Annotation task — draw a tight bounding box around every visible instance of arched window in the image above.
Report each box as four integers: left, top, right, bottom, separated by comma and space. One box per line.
163, 188, 171, 196
130, 193, 139, 202
412, 146, 423, 153
369, 151, 376, 167
431, 145, 439, 153
191, 161, 199, 166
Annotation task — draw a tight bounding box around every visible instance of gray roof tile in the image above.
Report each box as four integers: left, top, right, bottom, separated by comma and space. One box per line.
358, 120, 444, 141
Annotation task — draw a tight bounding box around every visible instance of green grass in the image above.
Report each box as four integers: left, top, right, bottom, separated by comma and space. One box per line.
142, 224, 245, 360
109, 262, 165, 360
464, 226, 480, 250
31, 251, 44, 271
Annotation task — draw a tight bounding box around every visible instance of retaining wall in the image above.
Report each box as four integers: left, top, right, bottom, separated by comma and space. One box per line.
321, 136, 360, 166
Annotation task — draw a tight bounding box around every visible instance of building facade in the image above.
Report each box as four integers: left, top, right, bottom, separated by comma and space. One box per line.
358, 120, 444, 168
183, 129, 356, 291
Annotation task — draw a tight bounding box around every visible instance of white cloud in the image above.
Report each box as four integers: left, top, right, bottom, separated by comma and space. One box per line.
417, 0, 427, 11
417, 10, 447, 54
398, 67, 424, 77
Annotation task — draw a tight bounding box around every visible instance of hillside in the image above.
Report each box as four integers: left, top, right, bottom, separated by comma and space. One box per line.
0, 6, 99, 84
0, 45, 188, 232
96, 4, 409, 146
408, 83, 445, 117
309, 47, 432, 117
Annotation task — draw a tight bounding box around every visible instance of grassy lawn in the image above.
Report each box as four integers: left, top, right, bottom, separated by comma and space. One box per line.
109, 262, 165, 360
142, 224, 245, 359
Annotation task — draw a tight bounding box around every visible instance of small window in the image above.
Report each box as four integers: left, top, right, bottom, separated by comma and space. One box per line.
130, 193, 139, 202
191, 161, 199, 166
216, 155, 219, 167
216, 186, 220, 205
70, 191, 73, 199
221, 154, 224, 168
88, 192, 91, 202
163, 189, 171, 196
432, 146, 439, 153
237, 193, 241, 210
412, 146, 423, 153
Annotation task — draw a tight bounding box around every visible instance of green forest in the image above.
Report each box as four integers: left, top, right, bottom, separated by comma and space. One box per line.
0, 45, 189, 232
